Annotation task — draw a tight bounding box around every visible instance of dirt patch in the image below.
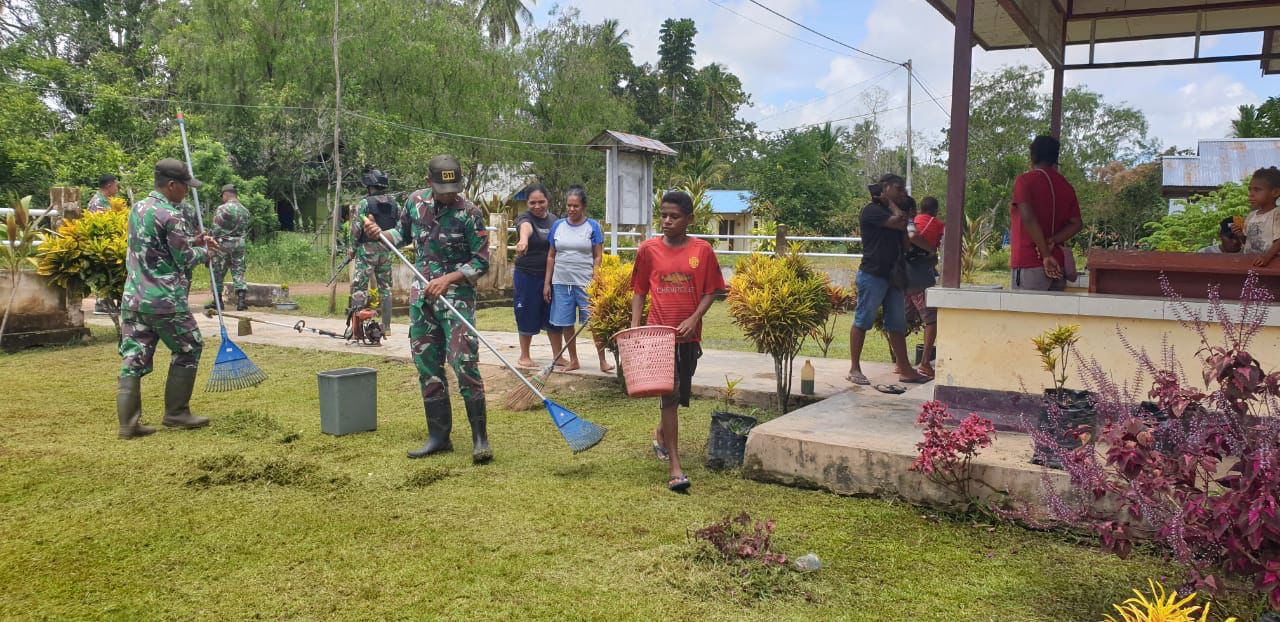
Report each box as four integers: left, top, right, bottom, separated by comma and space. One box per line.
186, 453, 349, 490
399, 466, 454, 489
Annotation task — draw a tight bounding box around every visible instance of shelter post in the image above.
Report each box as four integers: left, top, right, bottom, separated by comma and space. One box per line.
941, 0, 975, 289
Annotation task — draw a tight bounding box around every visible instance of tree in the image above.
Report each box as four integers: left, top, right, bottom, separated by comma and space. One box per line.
1230, 96, 1280, 137
1140, 180, 1250, 252
744, 126, 858, 235
473, 0, 536, 45
657, 18, 696, 114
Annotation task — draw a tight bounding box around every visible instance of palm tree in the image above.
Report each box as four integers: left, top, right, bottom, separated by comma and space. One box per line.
676, 150, 729, 190
473, 0, 535, 46
600, 18, 629, 49
699, 63, 743, 121
815, 122, 851, 176
1232, 104, 1261, 138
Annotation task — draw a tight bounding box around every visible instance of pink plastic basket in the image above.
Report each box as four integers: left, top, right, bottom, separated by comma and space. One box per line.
613, 325, 677, 397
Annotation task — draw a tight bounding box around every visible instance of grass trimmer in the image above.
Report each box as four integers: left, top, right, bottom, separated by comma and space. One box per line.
202, 308, 345, 339
177, 111, 267, 392
371, 221, 605, 453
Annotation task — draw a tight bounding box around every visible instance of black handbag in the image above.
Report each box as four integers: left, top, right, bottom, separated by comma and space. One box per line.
904, 252, 938, 291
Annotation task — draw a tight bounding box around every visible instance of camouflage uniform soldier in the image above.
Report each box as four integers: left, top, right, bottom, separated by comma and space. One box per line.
116, 159, 219, 439
349, 170, 396, 333
209, 184, 252, 311
87, 174, 118, 213
361, 155, 491, 463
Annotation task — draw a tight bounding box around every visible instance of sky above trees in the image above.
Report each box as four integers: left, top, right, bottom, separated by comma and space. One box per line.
546, 0, 1273, 153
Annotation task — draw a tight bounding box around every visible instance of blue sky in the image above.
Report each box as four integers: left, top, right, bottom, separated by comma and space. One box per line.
535, 0, 1275, 157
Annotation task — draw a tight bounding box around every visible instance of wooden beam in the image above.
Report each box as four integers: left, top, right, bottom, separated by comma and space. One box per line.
997, 0, 1065, 67
1067, 0, 1280, 21
1064, 52, 1280, 70
942, 0, 975, 290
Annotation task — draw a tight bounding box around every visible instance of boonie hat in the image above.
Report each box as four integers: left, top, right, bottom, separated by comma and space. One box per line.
428, 155, 463, 194
155, 158, 203, 188
221, 184, 237, 194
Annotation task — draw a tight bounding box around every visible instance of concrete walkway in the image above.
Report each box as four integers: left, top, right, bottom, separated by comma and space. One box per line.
84, 303, 926, 408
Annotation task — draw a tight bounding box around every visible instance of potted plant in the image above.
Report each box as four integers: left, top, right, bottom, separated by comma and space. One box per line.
1030, 324, 1092, 469
705, 375, 759, 471
727, 253, 833, 412
35, 202, 123, 338
275, 282, 298, 310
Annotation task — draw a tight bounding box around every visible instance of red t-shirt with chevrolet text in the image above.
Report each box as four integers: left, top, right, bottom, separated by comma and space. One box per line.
1010, 167, 1080, 269
631, 237, 725, 343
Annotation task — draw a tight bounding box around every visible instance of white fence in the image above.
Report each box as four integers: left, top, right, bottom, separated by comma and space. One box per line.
486, 226, 863, 260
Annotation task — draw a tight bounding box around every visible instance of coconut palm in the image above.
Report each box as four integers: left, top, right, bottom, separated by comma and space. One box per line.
473, 0, 536, 46
600, 18, 629, 49
1232, 104, 1261, 138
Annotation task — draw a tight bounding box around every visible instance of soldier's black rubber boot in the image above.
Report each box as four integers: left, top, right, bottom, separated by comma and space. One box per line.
465, 398, 493, 464
408, 399, 453, 458
162, 366, 209, 429
235, 290, 248, 311
116, 376, 156, 439
381, 301, 391, 335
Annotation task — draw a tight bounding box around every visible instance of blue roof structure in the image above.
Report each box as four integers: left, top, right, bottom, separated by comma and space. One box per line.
705, 190, 752, 215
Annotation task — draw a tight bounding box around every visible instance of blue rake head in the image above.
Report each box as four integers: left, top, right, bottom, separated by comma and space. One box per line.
206, 327, 268, 392
544, 399, 606, 453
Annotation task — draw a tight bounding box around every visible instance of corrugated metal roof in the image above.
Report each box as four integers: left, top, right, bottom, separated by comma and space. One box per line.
1162, 138, 1280, 189
586, 130, 677, 156
705, 190, 752, 215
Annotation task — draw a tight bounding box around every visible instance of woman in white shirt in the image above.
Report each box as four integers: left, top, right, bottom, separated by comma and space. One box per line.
544, 186, 612, 372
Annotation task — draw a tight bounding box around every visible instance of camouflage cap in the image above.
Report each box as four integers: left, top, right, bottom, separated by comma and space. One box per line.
221, 184, 237, 194
155, 158, 203, 188
428, 155, 463, 194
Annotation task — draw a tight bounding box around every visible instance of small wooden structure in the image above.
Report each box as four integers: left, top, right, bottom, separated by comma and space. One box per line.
587, 130, 677, 253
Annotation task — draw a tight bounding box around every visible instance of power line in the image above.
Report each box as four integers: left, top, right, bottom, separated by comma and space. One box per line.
701, 0, 865, 62
746, 0, 902, 66
753, 65, 899, 126
1, 81, 323, 111
341, 111, 595, 158
910, 73, 951, 119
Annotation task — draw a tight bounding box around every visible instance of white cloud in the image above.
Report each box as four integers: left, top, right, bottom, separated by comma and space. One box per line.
549, 0, 1265, 154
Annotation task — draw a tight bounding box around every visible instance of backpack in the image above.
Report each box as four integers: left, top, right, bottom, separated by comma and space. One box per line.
367, 195, 399, 233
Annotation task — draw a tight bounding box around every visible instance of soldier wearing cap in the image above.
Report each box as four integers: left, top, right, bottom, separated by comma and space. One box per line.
115, 158, 219, 440
208, 183, 252, 311
362, 155, 492, 463
348, 169, 397, 334
87, 174, 118, 213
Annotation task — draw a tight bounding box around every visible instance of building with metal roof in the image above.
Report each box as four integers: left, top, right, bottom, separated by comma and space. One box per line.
704, 190, 759, 252
1163, 138, 1280, 209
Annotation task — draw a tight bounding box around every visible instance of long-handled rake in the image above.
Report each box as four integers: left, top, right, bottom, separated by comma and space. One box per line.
372, 223, 605, 453
504, 321, 588, 412
177, 111, 267, 392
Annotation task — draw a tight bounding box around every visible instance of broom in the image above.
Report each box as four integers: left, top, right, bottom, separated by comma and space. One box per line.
504, 321, 588, 411
371, 222, 605, 453
177, 111, 267, 392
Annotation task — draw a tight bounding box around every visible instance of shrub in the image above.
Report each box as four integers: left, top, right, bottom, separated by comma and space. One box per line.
587, 254, 645, 353
809, 281, 853, 358
1032, 273, 1280, 611
910, 400, 997, 507
1140, 180, 1249, 252
36, 205, 128, 338
727, 253, 833, 412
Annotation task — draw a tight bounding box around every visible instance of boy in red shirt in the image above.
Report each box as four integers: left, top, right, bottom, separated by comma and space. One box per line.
631, 191, 725, 493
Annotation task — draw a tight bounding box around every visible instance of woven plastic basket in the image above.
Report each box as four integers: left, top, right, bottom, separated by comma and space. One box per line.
613, 325, 677, 397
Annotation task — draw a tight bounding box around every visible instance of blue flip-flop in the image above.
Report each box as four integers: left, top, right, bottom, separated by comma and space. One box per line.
667, 475, 690, 493
652, 440, 670, 462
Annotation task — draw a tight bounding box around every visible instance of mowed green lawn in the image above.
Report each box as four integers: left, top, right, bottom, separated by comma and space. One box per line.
1, 328, 1256, 620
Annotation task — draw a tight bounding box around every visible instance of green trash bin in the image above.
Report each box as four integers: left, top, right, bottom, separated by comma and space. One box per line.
317, 367, 377, 436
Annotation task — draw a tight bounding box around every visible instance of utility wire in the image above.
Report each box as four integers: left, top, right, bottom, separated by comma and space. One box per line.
910, 72, 951, 119
746, 0, 902, 66
701, 0, 864, 62
753, 65, 898, 126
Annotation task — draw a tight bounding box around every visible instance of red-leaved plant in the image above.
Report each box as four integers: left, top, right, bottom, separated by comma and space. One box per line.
911, 400, 997, 506
1031, 273, 1280, 611
693, 512, 788, 567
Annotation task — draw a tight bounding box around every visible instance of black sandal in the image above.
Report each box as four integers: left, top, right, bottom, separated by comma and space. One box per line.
667, 475, 690, 493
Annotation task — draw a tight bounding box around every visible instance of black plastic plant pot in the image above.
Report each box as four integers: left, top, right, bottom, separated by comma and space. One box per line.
1030, 388, 1095, 470
705, 411, 758, 471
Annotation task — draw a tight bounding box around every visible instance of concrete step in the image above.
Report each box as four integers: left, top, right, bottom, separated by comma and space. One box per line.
742, 389, 1068, 509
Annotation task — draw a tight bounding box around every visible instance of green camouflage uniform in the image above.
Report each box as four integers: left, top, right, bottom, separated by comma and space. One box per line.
87, 191, 111, 213
119, 190, 210, 377
210, 199, 251, 292
388, 190, 489, 402
349, 194, 397, 310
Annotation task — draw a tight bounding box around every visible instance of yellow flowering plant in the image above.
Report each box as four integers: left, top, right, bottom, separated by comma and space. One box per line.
1102, 580, 1235, 622
36, 208, 129, 337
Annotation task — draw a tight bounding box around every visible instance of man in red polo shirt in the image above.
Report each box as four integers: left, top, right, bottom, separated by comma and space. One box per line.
1010, 135, 1082, 291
